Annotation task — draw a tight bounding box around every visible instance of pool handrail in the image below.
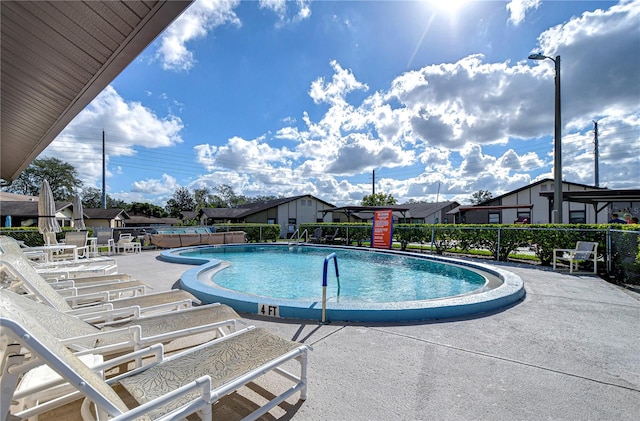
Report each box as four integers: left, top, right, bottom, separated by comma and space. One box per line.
289, 229, 308, 245
321, 253, 340, 324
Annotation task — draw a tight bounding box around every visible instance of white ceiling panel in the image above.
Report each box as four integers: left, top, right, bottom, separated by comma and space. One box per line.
1, 0, 192, 183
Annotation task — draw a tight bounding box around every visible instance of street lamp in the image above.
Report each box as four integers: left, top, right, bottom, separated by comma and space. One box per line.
529, 53, 562, 223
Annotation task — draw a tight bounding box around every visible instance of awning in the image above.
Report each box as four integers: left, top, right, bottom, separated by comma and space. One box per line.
1, 1, 192, 183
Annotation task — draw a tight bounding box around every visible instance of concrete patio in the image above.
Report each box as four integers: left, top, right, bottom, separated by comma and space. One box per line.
114, 249, 639, 420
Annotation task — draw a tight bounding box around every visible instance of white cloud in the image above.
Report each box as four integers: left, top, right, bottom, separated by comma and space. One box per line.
45, 1, 638, 207
131, 173, 180, 195
259, 0, 312, 27
44, 86, 183, 188
506, 0, 541, 26
309, 60, 369, 105
156, 0, 241, 71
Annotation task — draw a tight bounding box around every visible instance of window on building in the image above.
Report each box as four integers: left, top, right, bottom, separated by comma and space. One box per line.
288, 218, 297, 225
488, 213, 500, 224
267, 218, 276, 224
569, 210, 586, 224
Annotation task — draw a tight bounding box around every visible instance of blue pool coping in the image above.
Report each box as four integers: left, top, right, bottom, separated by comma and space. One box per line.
161, 243, 526, 323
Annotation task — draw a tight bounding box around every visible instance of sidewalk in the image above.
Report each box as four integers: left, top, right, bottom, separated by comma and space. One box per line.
115, 250, 640, 420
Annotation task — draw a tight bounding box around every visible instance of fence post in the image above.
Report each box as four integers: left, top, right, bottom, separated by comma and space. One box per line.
606, 225, 611, 274
497, 227, 501, 261
430, 225, 435, 254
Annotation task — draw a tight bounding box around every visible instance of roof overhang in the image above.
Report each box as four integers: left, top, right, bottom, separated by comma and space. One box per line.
456, 204, 534, 212
320, 205, 411, 221
1, 0, 192, 183
539, 189, 640, 204
539, 189, 640, 213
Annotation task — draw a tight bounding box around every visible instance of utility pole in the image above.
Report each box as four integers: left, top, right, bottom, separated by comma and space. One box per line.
593, 120, 599, 187
102, 130, 106, 209
372, 170, 375, 196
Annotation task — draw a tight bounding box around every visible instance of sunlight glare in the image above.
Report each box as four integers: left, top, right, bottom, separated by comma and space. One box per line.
425, 0, 468, 15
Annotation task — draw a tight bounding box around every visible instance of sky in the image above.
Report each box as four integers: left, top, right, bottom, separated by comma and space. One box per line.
42, 0, 640, 207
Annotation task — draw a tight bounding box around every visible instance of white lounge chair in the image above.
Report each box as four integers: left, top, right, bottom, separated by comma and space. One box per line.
0, 296, 309, 421
0, 253, 193, 316
0, 289, 241, 355
115, 233, 141, 254
1, 235, 118, 277
552, 241, 599, 274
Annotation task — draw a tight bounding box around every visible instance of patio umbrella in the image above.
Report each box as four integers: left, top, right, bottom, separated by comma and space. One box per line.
72, 193, 86, 231
38, 179, 61, 242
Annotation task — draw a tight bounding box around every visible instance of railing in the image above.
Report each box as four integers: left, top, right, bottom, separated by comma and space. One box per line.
289, 228, 308, 245
321, 253, 340, 324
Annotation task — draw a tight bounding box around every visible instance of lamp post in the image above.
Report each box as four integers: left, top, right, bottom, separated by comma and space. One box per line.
529, 53, 562, 223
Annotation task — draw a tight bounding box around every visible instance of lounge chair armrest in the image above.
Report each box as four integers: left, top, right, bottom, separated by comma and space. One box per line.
97, 343, 165, 375
47, 280, 75, 289
63, 290, 110, 306
70, 273, 132, 283
138, 299, 193, 316
66, 303, 114, 314
109, 376, 212, 421
64, 325, 144, 354
142, 318, 244, 348
73, 306, 142, 325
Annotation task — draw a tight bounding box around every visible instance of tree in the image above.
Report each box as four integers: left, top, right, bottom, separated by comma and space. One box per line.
469, 190, 493, 205
165, 187, 195, 217
81, 187, 127, 209
5, 157, 82, 200
194, 187, 214, 212
362, 193, 397, 206
128, 202, 167, 217
249, 195, 281, 203
214, 184, 249, 208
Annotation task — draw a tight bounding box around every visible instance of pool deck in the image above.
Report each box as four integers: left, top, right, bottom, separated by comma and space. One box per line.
115, 250, 640, 420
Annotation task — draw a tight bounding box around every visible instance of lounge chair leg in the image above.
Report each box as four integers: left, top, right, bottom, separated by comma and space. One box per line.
1, 344, 24, 420
300, 352, 309, 401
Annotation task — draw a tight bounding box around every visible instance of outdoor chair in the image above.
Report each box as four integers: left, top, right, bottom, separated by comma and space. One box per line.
310, 227, 323, 243
62, 230, 91, 259
42, 232, 59, 246
552, 241, 599, 274
324, 228, 340, 244
95, 228, 115, 255
115, 233, 141, 254
0, 294, 309, 421
0, 253, 198, 316
1, 235, 118, 277
0, 288, 241, 356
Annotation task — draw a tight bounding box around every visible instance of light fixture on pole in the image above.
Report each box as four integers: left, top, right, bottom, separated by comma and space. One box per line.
529, 53, 562, 223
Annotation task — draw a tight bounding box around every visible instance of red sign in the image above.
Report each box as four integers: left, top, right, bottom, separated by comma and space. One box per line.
371, 210, 393, 249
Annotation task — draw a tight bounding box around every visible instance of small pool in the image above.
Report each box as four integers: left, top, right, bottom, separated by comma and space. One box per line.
181, 246, 486, 302
163, 244, 525, 323
152, 227, 213, 234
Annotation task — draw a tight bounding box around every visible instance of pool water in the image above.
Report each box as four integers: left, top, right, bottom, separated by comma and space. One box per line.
181, 245, 487, 303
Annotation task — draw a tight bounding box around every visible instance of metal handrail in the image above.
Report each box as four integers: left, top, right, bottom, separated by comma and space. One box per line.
289, 228, 308, 244
321, 253, 340, 324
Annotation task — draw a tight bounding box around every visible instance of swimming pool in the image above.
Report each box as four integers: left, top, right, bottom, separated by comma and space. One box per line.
163, 244, 525, 322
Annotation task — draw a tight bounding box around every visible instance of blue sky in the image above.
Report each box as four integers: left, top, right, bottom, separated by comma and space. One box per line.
43, 0, 640, 207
